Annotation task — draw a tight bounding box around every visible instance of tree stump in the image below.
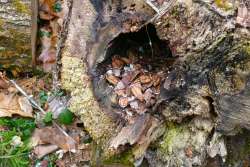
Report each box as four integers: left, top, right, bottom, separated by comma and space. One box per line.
59, 0, 250, 166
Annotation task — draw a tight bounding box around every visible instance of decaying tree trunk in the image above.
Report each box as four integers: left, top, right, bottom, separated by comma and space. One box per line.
0, 0, 33, 75
59, 0, 250, 166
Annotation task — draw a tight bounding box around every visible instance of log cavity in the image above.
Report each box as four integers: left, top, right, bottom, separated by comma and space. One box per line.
93, 24, 174, 121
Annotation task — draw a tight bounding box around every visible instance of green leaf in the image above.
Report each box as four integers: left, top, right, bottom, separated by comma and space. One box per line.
43, 112, 53, 124
39, 91, 48, 106
38, 30, 52, 38
58, 109, 73, 125
53, 2, 62, 13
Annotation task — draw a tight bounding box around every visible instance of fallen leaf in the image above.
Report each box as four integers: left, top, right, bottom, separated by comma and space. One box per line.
0, 93, 33, 118
31, 127, 76, 152
115, 89, 126, 97
33, 144, 59, 159
119, 97, 129, 108
39, 0, 56, 20
39, 11, 55, 20
115, 81, 126, 90
121, 70, 140, 86
135, 102, 147, 114
139, 74, 151, 84
112, 56, 125, 69
0, 72, 9, 89
0, 79, 8, 89
144, 88, 154, 106
106, 74, 120, 85
130, 83, 144, 101
113, 68, 121, 77
130, 100, 139, 110
152, 75, 161, 86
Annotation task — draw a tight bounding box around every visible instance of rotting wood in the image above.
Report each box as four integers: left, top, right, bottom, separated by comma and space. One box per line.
58, 0, 250, 166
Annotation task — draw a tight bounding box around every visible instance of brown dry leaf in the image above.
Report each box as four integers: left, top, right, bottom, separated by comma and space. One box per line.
39, 0, 56, 20
39, 11, 55, 20
33, 144, 59, 159
144, 88, 153, 106
130, 100, 139, 110
0, 72, 9, 89
152, 75, 161, 86
106, 74, 120, 85
0, 93, 33, 118
38, 27, 56, 72
0, 78, 8, 89
139, 74, 151, 84
113, 69, 121, 77
31, 127, 76, 152
121, 70, 140, 86
135, 102, 147, 114
112, 56, 125, 69
109, 114, 151, 149
119, 97, 129, 108
115, 81, 126, 90
115, 89, 126, 97
130, 83, 144, 101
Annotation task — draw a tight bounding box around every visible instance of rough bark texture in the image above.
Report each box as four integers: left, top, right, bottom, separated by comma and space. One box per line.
0, 0, 32, 75
58, 0, 250, 166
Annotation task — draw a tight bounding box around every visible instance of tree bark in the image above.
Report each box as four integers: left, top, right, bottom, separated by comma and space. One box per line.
0, 0, 32, 76
59, 0, 250, 166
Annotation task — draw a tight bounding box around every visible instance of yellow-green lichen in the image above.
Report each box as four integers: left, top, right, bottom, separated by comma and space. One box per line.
103, 149, 134, 167
159, 123, 186, 154
61, 56, 115, 142
12, 0, 30, 14
214, 0, 233, 11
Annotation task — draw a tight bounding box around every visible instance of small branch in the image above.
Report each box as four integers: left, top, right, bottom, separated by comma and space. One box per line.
9, 80, 46, 114
146, 0, 160, 13
142, 0, 176, 28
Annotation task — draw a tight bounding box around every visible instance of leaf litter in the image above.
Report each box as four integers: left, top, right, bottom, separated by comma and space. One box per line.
0, 72, 92, 166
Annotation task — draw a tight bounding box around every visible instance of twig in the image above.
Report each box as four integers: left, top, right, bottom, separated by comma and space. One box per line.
146, 0, 160, 13
142, 0, 176, 28
9, 80, 46, 114
146, 25, 154, 58
8, 79, 71, 139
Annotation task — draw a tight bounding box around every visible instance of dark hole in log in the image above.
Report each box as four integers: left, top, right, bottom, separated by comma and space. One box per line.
93, 24, 175, 121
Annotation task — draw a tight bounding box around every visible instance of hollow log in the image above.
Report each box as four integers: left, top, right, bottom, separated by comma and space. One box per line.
0, 0, 33, 76
59, 0, 250, 166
